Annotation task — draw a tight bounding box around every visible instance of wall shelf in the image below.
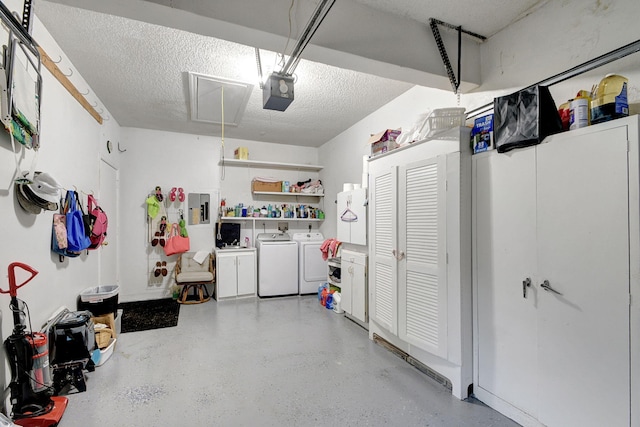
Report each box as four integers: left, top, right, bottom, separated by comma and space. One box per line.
219, 158, 323, 171
252, 191, 324, 198
221, 217, 323, 222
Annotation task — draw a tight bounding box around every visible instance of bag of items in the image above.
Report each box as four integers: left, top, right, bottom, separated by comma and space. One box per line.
493, 85, 563, 153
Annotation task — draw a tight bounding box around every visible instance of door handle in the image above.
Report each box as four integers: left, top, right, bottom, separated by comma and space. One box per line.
522, 278, 531, 298
540, 280, 563, 296
391, 249, 405, 261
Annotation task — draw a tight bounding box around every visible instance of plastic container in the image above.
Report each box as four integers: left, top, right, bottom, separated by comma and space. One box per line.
78, 285, 120, 316
419, 108, 466, 140
332, 292, 344, 314
591, 74, 629, 124
95, 338, 116, 367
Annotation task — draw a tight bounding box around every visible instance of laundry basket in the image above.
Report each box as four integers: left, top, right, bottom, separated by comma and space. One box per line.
418, 108, 466, 140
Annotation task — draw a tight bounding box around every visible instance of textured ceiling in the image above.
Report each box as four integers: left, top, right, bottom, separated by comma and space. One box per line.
35, 0, 545, 147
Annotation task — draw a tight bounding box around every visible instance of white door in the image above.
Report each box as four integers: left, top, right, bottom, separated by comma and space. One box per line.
474, 148, 539, 418
302, 243, 325, 282
369, 166, 398, 334
258, 242, 298, 296
236, 252, 256, 296
398, 156, 447, 357
217, 254, 237, 299
99, 159, 118, 286
536, 127, 630, 427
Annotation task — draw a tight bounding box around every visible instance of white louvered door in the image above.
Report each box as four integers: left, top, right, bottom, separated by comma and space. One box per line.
369, 166, 398, 334
398, 156, 447, 356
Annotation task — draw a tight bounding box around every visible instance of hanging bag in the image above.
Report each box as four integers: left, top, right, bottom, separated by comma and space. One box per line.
51, 194, 80, 262
87, 195, 108, 249
164, 223, 190, 256
493, 85, 563, 153
66, 190, 91, 252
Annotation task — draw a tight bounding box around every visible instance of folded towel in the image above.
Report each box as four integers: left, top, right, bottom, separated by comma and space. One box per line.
193, 250, 209, 265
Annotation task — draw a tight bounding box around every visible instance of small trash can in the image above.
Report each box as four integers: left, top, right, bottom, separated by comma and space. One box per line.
77, 285, 120, 317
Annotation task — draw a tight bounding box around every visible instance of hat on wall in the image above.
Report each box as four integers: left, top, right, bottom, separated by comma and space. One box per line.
14, 171, 61, 214
27, 172, 62, 204
15, 181, 42, 214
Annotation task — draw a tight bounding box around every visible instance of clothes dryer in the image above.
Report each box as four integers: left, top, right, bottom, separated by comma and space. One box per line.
256, 233, 298, 297
292, 232, 326, 294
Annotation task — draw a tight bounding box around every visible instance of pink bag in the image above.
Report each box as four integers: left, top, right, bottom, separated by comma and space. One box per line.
163, 223, 190, 256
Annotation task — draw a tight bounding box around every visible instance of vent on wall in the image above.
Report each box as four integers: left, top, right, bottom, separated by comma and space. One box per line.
188, 72, 253, 126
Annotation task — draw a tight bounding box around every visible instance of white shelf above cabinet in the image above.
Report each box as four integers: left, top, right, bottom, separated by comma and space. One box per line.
219, 158, 323, 171
252, 191, 324, 198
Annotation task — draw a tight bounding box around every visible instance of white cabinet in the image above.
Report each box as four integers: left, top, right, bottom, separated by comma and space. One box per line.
368, 128, 472, 399
472, 116, 640, 427
215, 248, 257, 299
340, 250, 367, 323
337, 188, 367, 245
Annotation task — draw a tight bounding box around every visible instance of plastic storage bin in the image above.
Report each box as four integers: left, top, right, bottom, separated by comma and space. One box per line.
419, 108, 466, 140
77, 285, 119, 316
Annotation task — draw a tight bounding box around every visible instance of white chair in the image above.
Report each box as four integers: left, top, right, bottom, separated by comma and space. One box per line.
174, 252, 214, 304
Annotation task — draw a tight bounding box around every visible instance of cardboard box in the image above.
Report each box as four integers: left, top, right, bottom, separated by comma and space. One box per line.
471, 114, 494, 154
252, 179, 282, 193
234, 147, 249, 160
369, 129, 401, 156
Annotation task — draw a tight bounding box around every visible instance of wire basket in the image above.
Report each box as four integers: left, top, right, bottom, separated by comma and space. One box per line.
418, 108, 466, 140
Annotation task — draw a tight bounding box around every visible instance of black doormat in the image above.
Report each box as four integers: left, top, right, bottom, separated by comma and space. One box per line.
118, 298, 180, 333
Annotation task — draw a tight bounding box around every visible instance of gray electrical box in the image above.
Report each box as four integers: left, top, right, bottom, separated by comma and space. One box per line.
187, 193, 210, 225
263, 73, 294, 111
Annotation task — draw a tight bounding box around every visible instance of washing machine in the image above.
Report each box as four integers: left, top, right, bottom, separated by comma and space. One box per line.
292, 232, 326, 295
256, 233, 299, 297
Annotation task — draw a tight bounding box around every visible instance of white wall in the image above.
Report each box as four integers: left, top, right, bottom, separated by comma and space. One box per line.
118, 128, 321, 301
0, 11, 120, 351
319, 0, 640, 244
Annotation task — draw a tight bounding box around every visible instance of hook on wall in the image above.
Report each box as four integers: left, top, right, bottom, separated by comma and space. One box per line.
63, 68, 73, 77
117, 142, 127, 153
90, 101, 98, 107
80, 88, 90, 96
96, 108, 104, 114
103, 114, 110, 121
51, 55, 62, 63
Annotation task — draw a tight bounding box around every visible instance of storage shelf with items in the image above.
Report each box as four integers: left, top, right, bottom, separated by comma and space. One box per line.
220, 202, 325, 221
252, 178, 324, 197
327, 258, 341, 288
252, 191, 324, 198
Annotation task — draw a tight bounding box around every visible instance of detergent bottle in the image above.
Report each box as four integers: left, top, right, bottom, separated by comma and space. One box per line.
591, 74, 629, 124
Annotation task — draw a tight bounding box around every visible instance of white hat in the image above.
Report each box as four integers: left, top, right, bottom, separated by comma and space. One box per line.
27, 172, 61, 203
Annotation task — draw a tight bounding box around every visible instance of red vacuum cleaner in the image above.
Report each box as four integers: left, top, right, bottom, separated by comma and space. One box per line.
0, 263, 67, 427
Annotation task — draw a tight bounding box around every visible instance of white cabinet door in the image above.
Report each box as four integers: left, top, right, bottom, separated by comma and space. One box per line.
217, 254, 238, 299
474, 147, 539, 418
336, 191, 351, 242
351, 258, 367, 323
350, 188, 367, 245
369, 166, 398, 335
398, 156, 448, 357
536, 127, 630, 427
236, 252, 256, 296
341, 258, 353, 315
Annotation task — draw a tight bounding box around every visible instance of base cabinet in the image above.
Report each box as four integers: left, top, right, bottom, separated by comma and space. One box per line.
340, 250, 367, 323
472, 116, 640, 427
215, 249, 256, 299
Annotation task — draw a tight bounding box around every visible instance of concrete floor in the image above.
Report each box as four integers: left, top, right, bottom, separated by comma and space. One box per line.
59, 296, 520, 426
